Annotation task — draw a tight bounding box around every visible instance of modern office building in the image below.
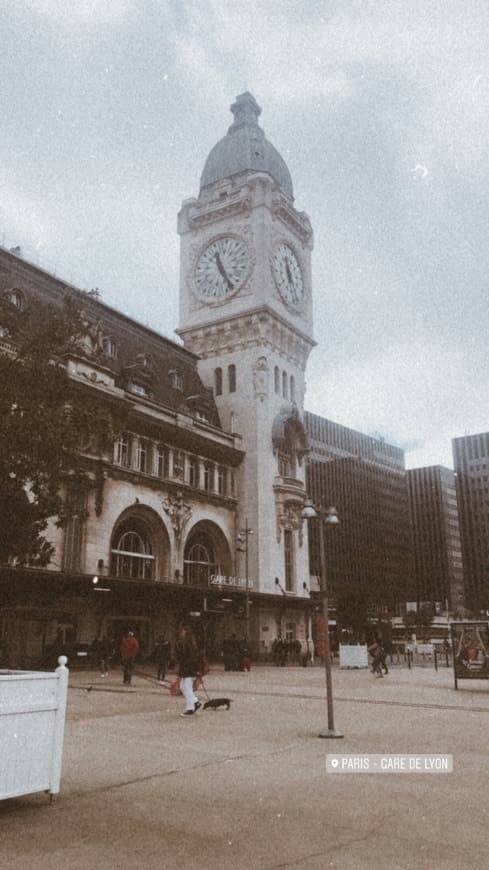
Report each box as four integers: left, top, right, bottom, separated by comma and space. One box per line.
407, 466, 465, 615
304, 413, 414, 629
453, 432, 489, 613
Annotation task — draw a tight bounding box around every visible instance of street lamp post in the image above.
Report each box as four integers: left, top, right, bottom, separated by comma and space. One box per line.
302, 498, 344, 739
237, 519, 254, 640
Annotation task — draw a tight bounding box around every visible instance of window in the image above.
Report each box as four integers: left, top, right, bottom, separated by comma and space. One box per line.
114, 435, 130, 466
111, 529, 155, 580
189, 457, 199, 488
203, 462, 214, 492
217, 466, 227, 496
154, 444, 167, 478
282, 370, 288, 399
215, 367, 223, 396
290, 375, 296, 403
274, 366, 280, 394
278, 452, 292, 478
173, 450, 184, 478
183, 537, 217, 586
136, 439, 149, 473
129, 383, 147, 397
284, 529, 294, 591
4, 289, 24, 310
169, 369, 183, 391
228, 364, 236, 393
102, 336, 118, 358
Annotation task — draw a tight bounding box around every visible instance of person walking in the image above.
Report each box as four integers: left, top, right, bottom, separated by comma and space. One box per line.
368, 638, 384, 677
154, 635, 170, 683
175, 624, 202, 717
120, 630, 139, 686
98, 635, 113, 677
378, 641, 389, 674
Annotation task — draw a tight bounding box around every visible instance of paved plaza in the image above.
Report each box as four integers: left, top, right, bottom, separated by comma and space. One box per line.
2, 661, 489, 869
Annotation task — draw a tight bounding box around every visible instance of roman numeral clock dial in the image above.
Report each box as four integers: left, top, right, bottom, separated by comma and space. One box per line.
272, 243, 305, 306
195, 237, 249, 302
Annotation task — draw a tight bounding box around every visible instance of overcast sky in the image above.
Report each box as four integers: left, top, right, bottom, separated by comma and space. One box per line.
2, 0, 488, 469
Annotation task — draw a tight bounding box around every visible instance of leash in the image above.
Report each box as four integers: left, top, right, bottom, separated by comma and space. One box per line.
198, 675, 212, 702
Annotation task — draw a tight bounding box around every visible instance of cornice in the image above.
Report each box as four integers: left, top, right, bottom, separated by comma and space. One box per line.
177, 305, 316, 366
181, 189, 252, 230
271, 192, 313, 248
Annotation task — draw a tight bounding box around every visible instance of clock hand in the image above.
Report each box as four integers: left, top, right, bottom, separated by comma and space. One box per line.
285, 258, 297, 301
285, 258, 293, 286
215, 253, 233, 291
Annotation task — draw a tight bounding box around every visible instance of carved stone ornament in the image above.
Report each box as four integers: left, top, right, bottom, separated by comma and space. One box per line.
276, 499, 304, 546
162, 491, 192, 540
253, 355, 269, 401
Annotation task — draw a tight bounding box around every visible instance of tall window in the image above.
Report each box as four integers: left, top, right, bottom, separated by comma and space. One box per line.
189, 457, 199, 488
290, 375, 296, 403
228, 364, 236, 393
111, 529, 155, 580
203, 462, 214, 492
173, 450, 184, 478
274, 366, 280, 394
284, 529, 294, 591
169, 369, 183, 391
278, 452, 292, 478
215, 367, 223, 396
217, 466, 227, 496
114, 434, 130, 466
282, 370, 288, 399
136, 439, 149, 473
102, 336, 117, 359
154, 444, 167, 478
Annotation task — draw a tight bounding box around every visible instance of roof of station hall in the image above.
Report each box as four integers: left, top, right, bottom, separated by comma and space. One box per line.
199, 92, 294, 200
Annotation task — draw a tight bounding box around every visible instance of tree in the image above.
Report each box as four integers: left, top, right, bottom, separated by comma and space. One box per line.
0, 292, 125, 566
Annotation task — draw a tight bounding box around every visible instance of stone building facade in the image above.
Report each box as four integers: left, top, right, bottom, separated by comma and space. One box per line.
0, 93, 314, 666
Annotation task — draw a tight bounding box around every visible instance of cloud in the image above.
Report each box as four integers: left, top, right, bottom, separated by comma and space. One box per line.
0, 178, 57, 252
307, 336, 488, 469
14, 0, 132, 26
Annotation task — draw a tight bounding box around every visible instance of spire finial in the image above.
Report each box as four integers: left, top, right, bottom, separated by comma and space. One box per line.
229, 92, 262, 132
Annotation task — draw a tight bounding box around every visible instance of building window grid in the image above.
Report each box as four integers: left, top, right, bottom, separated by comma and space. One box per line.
112, 435, 234, 499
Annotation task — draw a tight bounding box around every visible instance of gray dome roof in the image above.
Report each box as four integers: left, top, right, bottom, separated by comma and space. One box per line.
200, 92, 294, 199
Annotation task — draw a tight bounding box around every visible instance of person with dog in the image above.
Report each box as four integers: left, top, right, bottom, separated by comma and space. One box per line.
175, 624, 202, 717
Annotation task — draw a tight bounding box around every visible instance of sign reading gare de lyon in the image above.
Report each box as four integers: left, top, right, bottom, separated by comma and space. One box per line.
209, 574, 255, 590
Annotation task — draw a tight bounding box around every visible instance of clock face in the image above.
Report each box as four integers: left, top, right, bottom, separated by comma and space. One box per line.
272, 243, 305, 306
195, 237, 248, 301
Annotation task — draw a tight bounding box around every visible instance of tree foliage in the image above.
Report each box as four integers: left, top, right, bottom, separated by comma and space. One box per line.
0, 293, 125, 566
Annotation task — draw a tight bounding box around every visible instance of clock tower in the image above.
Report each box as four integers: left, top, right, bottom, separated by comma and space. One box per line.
177, 93, 315, 641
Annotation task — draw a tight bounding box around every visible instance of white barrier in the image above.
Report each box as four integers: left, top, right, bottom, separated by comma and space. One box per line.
0, 656, 69, 801
339, 644, 369, 668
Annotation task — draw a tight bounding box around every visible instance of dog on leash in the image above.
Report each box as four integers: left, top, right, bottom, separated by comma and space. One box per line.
203, 698, 232, 711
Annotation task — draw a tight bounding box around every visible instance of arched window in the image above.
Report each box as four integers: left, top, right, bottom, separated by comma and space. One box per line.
214, 367, 223, 396
274, 366, 280, 394
282, 370, 288, 399
4, 288, 24, 310
111, 528, 155, 580
290, 375, 296, 404
184, 537, 217, 587
228, 364, 236, 393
